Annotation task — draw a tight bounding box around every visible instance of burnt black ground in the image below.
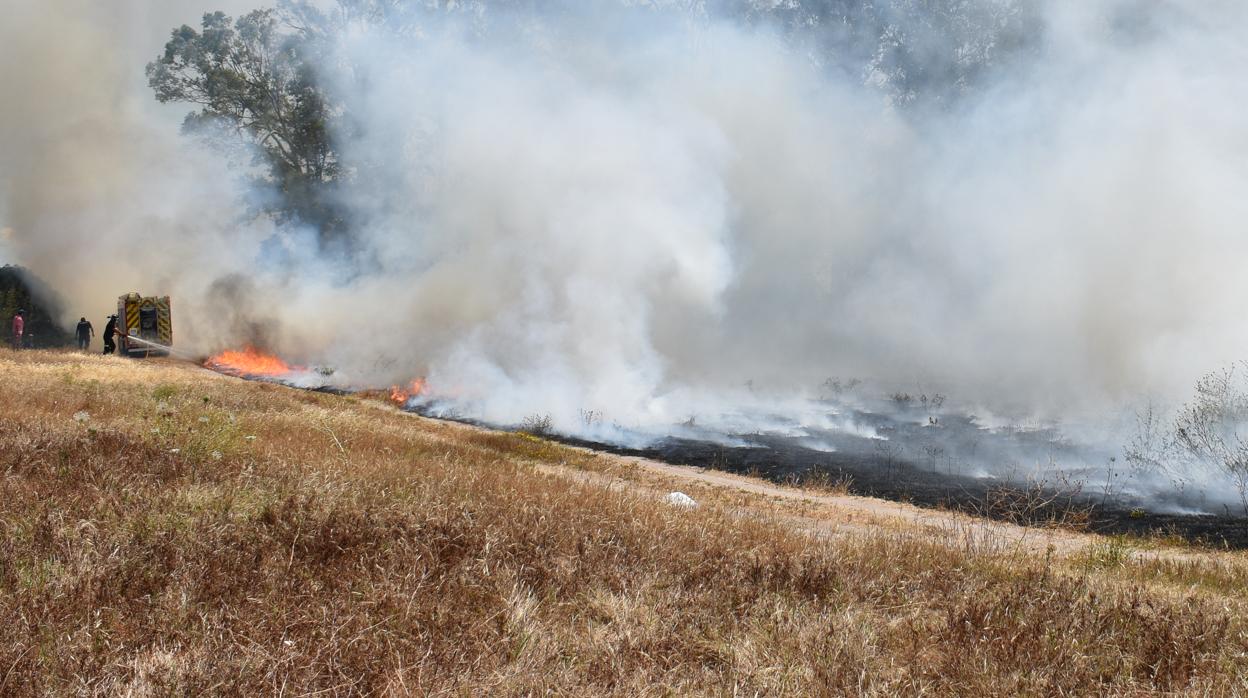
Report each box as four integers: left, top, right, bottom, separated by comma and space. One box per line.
542, 431, 1248, 550
409, 398, 1248, 548
211, 366, 1248, 549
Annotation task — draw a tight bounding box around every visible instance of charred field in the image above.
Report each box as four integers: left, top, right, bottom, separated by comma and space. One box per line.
444, 405, 1248, 549
553, 431, 1248, 550
206, 352, 1248, 548
7, 349, 1248, 695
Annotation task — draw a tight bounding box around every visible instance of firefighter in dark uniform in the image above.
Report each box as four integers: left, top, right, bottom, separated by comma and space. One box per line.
102, 314, 118, 355
75, 317, 94, 350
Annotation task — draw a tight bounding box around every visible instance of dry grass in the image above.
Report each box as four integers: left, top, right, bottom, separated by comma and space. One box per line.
2, 349, 1248, 695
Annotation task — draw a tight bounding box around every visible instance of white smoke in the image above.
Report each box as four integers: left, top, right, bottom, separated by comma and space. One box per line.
5, 0, 1248, 456
0, 0, 273, 346
297, 1, 1248, 433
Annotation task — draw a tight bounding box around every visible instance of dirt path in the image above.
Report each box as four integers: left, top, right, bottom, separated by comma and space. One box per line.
231, 363, 1234, 565
536, 444, 1248, 576
359, 393, 1099, 557
536, 446, 1094, 556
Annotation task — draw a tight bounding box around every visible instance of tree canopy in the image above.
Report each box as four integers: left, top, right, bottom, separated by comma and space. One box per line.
147, 7, 342, 241
147, 0, 1038, 247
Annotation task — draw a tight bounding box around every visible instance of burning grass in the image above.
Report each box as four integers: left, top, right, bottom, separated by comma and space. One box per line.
205, 345, 294, 376
388, 378, 426, 406
2, 349, 1248, 694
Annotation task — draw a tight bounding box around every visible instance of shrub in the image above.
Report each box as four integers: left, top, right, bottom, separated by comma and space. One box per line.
519, 413, 553, 436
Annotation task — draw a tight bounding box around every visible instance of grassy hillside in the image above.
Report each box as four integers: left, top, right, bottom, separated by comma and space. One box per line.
1, 350, 1247, 695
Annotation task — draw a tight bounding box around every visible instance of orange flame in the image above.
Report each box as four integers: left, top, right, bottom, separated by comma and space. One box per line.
389, 378, 426, 404
206, 346, 293, 376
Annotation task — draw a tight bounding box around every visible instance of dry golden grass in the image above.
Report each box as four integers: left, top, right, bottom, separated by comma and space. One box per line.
2, 349, 1247, 695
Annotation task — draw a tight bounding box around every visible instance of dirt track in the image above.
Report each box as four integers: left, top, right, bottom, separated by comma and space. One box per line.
363, 402, 1113, 559
277, 365, 1246, 565
405, 410, 1248, 567
539, 446, 1094, 555
544, 441, 1248, 575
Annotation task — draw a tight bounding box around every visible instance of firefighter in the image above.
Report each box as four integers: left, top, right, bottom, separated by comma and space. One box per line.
102, 314, 118, 355
75, 317, 94, 351
11, 309, 24, 350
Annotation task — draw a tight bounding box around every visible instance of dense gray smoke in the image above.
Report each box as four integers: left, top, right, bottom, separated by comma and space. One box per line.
303, 1, 1248, 423
5, 0, 1248, 504
0, 0, 269, 346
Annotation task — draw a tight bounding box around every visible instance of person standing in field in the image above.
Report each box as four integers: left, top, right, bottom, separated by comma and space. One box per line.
76, 317, 94, 351
102, 314, 118, 355
11, 309, 24, 350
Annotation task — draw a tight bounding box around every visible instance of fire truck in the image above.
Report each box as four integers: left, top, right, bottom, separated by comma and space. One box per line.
117, 292, 172, 357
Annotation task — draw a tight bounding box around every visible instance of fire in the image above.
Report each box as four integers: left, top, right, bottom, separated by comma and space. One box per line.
389, 378, 426, 404
206, 346, 293, 376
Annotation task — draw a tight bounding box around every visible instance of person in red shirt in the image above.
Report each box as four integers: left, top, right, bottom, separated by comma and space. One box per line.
11, 308, 25, 349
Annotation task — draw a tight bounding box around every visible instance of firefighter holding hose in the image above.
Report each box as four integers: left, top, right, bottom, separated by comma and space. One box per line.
102, 314, 118, 355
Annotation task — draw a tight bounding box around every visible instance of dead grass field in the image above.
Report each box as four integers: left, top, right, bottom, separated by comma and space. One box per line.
2, 349, 1248, 695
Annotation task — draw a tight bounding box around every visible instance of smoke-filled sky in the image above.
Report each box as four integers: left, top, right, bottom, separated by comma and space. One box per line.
5, 0, 1248, 433
0, 0, 271, 340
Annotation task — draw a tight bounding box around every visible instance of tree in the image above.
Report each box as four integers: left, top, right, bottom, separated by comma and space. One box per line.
1127, 364, 1248, 515
0, 266, 71, 348
1173, 364, 1248, 514
147, 9, 343, 241
148, 1, 498, 250
148, 0, 1042, 245
0, 287, 17, 326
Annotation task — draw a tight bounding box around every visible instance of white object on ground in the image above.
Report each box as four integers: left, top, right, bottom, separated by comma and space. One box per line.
664, 491, 698, 508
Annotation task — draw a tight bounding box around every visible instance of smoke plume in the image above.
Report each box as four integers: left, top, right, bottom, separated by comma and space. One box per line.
0, 0, 270, 347
5, 0, 1248, 458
